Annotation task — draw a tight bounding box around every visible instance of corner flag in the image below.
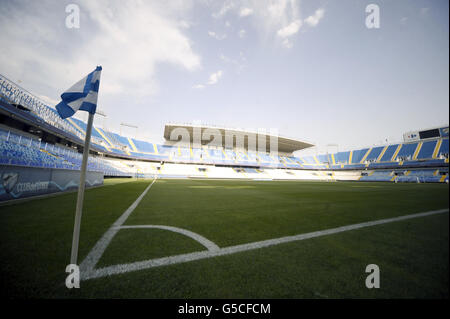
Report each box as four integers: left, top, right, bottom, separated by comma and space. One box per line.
56, 66, 102, 119
55, 66, 102, 272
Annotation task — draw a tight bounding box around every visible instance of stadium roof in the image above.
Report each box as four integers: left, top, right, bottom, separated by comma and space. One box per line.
163, 123, 314, 154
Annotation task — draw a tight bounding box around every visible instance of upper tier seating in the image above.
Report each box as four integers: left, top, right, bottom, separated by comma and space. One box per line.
438, 138, 449, 158
417, 140, 437, 159
379, 144, 399, 162
395, 142, 418, 161
334, 151, 350, 164
364, 146, 384, 162
351, 148, 369, 164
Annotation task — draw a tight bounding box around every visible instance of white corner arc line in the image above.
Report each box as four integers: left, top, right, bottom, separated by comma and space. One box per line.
82, 208, 449, 280
80, 179, 157, 276
117, 225, 220, 252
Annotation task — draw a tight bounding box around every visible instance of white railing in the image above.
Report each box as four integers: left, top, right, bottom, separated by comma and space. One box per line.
0, 74, 84, 140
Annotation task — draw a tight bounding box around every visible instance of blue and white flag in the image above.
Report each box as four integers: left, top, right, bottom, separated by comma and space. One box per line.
56, 66, 102, 119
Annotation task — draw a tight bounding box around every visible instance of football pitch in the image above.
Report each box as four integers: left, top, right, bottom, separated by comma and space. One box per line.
0, 178, 448, 298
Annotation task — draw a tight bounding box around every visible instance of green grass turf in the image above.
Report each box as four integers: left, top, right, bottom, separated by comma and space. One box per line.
0, 178, 448, 298
126, 179, 449, 247
72, 212, 450, 299
0, 179, 150, 298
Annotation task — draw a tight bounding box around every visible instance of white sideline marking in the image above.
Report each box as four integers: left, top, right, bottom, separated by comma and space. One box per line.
117, 225, 220, 252
82, 208, 449, 280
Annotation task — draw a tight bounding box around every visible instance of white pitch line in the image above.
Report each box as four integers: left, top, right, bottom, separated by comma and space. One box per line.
82, 208, 449, 280
117, 225, 220, 252
80, 179, 157, 276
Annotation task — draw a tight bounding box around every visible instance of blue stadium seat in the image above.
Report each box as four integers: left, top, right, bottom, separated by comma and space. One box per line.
334, 151, 350, 164
132, 139, 156, 153
365, 146, 384, 162
417, 140, 437, 159
438, 138, 449, 157
351, 148, 369, 164
379, 144, 399, 162
395, 142, 418, 161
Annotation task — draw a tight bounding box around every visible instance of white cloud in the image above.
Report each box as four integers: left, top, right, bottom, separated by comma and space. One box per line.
304, 8, 325, 27
276, 18, 302, 48
277, 19, 302, 38
267, 1, 291, 20
212, 0, 236, 19
208, 31, 227, 40
239, 0, 302, 47
268, 6, 324, 48
239, 7, 254, 17
193, 70, 224, 89
0, 0, 201, 99
238, 29, 246, 38
207, 70, 223, 85
209, 0, 321, 49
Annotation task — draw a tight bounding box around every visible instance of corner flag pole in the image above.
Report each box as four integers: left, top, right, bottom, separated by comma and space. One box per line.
70, 112, 94, 265
55, 66, 102, 271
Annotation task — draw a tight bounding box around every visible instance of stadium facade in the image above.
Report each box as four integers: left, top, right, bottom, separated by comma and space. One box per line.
0, 73, 448, 201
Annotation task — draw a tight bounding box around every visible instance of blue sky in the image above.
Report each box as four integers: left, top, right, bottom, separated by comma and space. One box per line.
0, 0, 448, 156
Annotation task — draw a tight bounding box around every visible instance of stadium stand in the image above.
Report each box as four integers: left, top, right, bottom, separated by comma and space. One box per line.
438, 138, 449, 158
0, 128, 129, 176
379, 144, 399, 162
0, 73, 448, 185
395, 142, 418, 162
351, 148, 369, 164
417, 140, 437, 159
334, 151, 350, 164
363, 146, 384, 163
